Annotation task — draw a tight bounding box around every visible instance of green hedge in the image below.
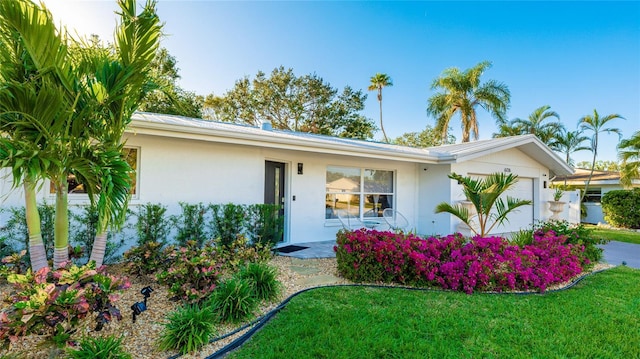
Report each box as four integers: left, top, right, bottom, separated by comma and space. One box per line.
601, 188, 640, 229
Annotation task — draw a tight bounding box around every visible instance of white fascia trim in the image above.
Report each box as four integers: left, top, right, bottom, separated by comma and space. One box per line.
127, 120, 444, 164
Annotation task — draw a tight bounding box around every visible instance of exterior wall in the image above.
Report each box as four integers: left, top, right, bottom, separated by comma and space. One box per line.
448, 148, 548, 235
128, 134, 420, 244
289, 150, 418, 243
0, 133, 422, 247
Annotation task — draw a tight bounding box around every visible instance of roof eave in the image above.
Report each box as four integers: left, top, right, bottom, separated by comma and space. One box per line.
127, 118, 440, 164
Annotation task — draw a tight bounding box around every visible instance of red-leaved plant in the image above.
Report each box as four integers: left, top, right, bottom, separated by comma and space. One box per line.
0, 261, 130, 346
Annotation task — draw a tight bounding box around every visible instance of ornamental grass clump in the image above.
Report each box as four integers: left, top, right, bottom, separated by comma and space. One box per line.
157, 304, 217, 355
66, 335, 131, 359
335, 228, 585, 294
207, 277, 257, 323
238, 262, 282, 302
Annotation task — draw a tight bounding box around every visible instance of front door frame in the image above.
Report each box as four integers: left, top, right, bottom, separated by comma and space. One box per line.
264, 160, 289, 244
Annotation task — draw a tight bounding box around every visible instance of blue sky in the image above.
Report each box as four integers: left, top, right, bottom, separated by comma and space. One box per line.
44, 1, 639, 164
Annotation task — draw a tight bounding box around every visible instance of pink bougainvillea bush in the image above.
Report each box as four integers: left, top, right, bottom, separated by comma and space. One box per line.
334, 229, 586, 294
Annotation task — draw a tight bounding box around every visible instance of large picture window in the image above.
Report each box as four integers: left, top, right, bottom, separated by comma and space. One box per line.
325, 166, 394, 219
50, 147, 139, 196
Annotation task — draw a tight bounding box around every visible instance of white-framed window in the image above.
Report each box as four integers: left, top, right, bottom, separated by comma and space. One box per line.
49, 147, 140, 198
325, 166, 394, 219
584, 187, 602, 203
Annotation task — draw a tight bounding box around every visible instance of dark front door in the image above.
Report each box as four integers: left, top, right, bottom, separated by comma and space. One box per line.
264, 161, 285, 242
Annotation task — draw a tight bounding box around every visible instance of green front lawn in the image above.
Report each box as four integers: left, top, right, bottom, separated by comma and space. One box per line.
230, 266, 640, 359
587, 225, 640, 245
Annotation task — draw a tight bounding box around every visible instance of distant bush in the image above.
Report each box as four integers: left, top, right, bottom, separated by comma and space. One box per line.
601, 188, 640, 229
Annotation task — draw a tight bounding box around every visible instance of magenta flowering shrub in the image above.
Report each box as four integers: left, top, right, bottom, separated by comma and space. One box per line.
335, 229, 585, 294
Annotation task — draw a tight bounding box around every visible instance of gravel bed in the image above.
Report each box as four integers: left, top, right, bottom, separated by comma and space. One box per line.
0, 258, 614, 358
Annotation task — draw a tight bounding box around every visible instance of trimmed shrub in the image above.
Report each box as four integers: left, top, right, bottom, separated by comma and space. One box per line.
209, 203, 246, 248
246, 204, 284, 247
601, 188, 640, 229
238, 262, 281, 302
66, 335, 131, 359
335, 229, 585, 294
70, 204, 125, 265
208, 277, 257, 323
172, 202, 209, 248
157, 304, 217, 355
133, 203, 170, 246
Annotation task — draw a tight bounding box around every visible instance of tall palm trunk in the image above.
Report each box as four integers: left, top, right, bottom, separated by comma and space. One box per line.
89, 231, 108, 267
582, 134, 598, 202
24, 179, 49, 271
53, 182, 69, 268
378, 91, 388, 143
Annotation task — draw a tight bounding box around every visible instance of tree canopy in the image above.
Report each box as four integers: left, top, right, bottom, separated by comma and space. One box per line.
493, 105, 564, 146
618, 131, 640, 188
392, 125, 455, 148
427, 61, 510, 142
138, 48, 203, 118
203, 66, 376, 140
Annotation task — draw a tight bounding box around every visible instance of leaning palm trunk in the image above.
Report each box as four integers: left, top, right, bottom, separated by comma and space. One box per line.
89, 231, 108, 267
53, 182, 69, 268
581, 138, 598, 202
24, 180, 49, 271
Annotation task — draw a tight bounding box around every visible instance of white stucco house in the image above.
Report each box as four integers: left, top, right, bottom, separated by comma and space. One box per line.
0, 112, 574, 245
552, 169, 640, 224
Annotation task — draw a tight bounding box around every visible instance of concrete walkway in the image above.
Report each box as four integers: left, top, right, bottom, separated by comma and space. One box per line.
276, 241, 336, 259
600, 241, 640, 269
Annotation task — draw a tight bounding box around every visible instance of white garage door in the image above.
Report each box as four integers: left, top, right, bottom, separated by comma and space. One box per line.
470, 174, 534, 235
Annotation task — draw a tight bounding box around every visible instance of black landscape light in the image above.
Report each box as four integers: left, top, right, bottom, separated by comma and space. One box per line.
141, 286, 153, 305
131, 301, 147, 323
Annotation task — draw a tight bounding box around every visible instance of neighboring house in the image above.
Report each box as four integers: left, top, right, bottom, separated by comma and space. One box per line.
0, 112, 574, 245
552, 169, 640, 224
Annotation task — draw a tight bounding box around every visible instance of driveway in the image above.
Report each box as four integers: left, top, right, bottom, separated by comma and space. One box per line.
601, 241, 640, 269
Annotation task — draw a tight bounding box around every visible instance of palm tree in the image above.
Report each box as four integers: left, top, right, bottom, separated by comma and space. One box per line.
618, 131, 640, 188
0, 0, 161, 269
368, 73, 393, 142
501, 105, 564, 146
427, 61, 510, 142
551, 128, 591, 166
435, 172, 531, 237
579, 109, 624, 201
